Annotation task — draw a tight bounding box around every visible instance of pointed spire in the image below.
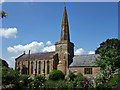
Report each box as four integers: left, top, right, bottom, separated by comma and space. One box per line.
60, 6, 70, 42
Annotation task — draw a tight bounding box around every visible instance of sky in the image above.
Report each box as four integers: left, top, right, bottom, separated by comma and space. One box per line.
0, 2, 118, 68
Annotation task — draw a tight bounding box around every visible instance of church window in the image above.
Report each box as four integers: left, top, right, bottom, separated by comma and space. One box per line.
39, 61, 41, 74
47, 61, 50, 74
84, 68, 92, 74
31, 61, 33, 74
18, 62, 20, 66
35, 61, 37, 75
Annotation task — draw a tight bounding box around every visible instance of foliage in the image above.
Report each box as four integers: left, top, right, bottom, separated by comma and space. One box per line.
19, 74, 33, 87
0, 11, 9, 18
49, 70, 65, 80
95, 65, 119, 81
72, 73, 93, 88
95, 38, 120, 54
0, 58, 8, 67
95, 38, 120, 69
44, 80, 72, 88
68, 72, 76, 81
96, 74, 120, 88
29, 75, 45, 89
2, 67, 20, 87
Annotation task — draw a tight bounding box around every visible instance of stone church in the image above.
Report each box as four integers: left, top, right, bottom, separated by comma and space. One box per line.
15, 6, 100, 78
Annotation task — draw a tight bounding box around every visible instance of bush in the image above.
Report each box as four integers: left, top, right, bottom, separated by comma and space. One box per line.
29, 75, 45, 89
73, 73, 93, 88
68, 72, 76, 81
96, 74, 120, 88
19, 75, 33, 87
49, 70, 65, 80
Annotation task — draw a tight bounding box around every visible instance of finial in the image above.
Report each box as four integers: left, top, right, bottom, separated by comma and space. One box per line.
64, 2, 66, 7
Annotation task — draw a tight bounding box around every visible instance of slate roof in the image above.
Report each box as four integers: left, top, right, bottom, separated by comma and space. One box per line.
16, 51, 55, 60
69, 54, 100, 67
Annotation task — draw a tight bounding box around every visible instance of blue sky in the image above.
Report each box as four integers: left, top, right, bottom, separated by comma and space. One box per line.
1, 2, 118, 68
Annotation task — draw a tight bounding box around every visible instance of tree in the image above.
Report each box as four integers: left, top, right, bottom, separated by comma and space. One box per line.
95, 38, 120, 70
94, 38, 120, 87
2, 67, 20, 88
0, 11, 9, 18
0, 58, 8, 67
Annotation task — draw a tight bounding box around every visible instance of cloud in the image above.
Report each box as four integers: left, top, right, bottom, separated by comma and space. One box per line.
88, 51, 95, 54
46, 41, 52, 46
0, 28, 18, 38
7, 41, 55, 54
74, 48, 84, 55
0, 0, 5, 4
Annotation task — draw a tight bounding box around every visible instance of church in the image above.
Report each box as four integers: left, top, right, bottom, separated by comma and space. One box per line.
15, 6, 100, 78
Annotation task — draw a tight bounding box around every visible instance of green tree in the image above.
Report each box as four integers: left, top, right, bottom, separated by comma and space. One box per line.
0, 58, 8, 67
95, 38, 120, 70
2, 67, 20, 88
95, 38, 120, 88
0, 11, 9, 18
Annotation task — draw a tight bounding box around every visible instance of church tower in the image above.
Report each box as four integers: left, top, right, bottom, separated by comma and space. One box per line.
55, 6, 74, 75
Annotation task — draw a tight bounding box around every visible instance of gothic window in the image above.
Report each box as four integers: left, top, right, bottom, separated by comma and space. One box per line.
31, 61, 33, 74
18, 62, 20, 66
47, 61, 50, 74
35, 61, 37, 74
39, 61, 41, 74
84, 68, 92, 74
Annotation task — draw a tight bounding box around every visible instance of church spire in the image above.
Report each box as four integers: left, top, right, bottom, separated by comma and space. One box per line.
60, 6, 70, 42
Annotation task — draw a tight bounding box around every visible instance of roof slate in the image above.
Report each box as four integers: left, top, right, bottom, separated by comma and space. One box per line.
69, 54, 100, 67
17, 51, 55, 60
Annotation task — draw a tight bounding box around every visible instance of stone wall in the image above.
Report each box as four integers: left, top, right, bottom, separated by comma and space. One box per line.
15, 56, 56, 77
69, 66, 100, 77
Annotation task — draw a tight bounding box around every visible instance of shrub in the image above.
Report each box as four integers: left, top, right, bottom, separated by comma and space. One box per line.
68, 72, 76, 81
96, 74, 120, 88
73, 73, 93, 88
34, 74, 45, 83
29, 75, 45, 89
49, 70, 65, 80
19, 75, 33, 87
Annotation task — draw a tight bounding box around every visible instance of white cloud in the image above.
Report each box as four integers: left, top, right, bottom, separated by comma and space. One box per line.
0, 0, 5, 4
0, 28, 18, 38
74, 48, 84, 55
7, 41, 55, 54
46, 41, 52, 46
88, 51, 95, 54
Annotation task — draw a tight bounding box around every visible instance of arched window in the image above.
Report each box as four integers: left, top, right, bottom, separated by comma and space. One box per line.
31, 61, 33, 74
39, 61, 41, 74
47, 61, 50, 74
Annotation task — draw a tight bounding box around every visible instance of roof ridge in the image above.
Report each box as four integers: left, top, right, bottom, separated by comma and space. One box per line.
25, 51, 55, 55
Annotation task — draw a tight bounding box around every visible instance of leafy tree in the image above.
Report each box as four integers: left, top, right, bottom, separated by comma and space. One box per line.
0, 58, 8, 67
0, 11, 9, 18
2, 67, 20, 88
95, 38, 120, 70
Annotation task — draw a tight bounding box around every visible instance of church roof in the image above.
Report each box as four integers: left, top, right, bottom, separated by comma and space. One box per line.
16, 51, 55, 60
69, 54, 100, 67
